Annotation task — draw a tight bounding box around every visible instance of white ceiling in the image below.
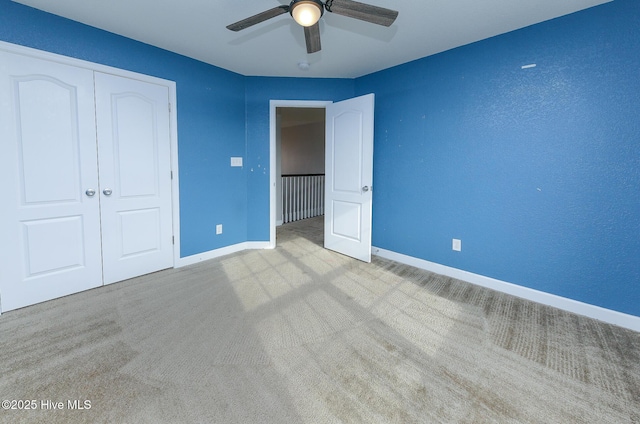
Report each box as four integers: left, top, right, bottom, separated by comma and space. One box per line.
14, 0, 610, 78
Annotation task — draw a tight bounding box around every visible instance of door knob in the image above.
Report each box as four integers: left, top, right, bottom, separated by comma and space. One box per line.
85, 188, 96, 197
362, 186, 369, 192
103, 188, 113, 196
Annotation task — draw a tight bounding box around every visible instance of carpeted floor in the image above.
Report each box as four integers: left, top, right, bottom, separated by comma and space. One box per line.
1, 216, 639, 423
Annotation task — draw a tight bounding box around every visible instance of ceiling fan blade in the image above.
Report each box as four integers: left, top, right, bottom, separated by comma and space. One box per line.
326, 0, 398, 27
226, 6, 289, 31
304, 23, 322, 54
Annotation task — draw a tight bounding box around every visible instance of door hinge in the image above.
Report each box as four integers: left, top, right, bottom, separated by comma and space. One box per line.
170, 170, 173, 180
169, 102, 171, 113
172, 236, 175, 245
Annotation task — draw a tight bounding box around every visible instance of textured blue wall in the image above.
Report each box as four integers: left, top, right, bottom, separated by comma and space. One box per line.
244, 77, 354, 240
2, 0, 638, 317
356, 0, 640, 316
0, 0, 247, 257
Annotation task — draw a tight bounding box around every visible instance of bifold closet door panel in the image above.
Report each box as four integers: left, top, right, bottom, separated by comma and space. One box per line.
0, 51, 103, 312
94, 72, 174, 285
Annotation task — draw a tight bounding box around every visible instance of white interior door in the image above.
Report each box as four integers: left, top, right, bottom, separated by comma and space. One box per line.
0, 52, 103, 312
94, 72, 173, 284
324, 93, 374, 262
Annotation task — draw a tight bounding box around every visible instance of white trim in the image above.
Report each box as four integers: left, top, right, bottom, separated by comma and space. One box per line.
245, 241, 274, 250
0, 41, 182, 273
269, 100, 332, 248
169, 93, 181, 265
176, 242, 272, 268
373, 247, 640, 333
0, 41, 172, 87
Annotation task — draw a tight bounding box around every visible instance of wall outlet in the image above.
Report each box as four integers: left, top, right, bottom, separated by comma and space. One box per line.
230, 157, 243, 167
216, 224, 223, 235
452, 239, 462, 252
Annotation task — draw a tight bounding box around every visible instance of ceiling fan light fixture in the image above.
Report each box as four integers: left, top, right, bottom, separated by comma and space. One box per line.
290, 0, 324, 27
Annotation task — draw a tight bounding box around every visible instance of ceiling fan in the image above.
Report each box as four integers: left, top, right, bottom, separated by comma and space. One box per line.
226, 0, 399, 54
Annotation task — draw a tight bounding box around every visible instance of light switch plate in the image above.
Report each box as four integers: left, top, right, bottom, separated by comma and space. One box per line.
452, 239, 462, 252
231, 157, 243, 167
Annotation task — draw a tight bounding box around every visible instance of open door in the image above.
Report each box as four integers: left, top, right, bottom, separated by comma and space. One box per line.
324, 94, 374, 262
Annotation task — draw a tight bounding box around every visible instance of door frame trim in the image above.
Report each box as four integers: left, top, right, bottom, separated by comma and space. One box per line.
269, 99, 332, 248
0, 41, 181, 270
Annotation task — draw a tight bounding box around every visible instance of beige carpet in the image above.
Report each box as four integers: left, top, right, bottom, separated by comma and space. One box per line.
1, 216, 639, 423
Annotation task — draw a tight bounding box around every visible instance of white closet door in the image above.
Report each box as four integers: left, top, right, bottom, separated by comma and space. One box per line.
94, 72, 173, 284
0, 52, 103, 312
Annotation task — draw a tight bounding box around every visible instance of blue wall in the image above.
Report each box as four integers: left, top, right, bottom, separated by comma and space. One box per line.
2, 0, 638, 317
244, 77, 354, 240
0, 0, 247, 257
356, 0, 640, 316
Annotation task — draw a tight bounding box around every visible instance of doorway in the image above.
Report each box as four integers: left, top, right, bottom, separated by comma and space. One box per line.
269, 95, 375, 262
269, 100, 331, 247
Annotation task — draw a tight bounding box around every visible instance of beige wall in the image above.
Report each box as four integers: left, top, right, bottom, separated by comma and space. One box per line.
281, 122, 325, 175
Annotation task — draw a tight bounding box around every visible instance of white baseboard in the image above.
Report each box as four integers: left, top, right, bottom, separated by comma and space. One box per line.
373, 247, 640, 333
177, 241, 272, 268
